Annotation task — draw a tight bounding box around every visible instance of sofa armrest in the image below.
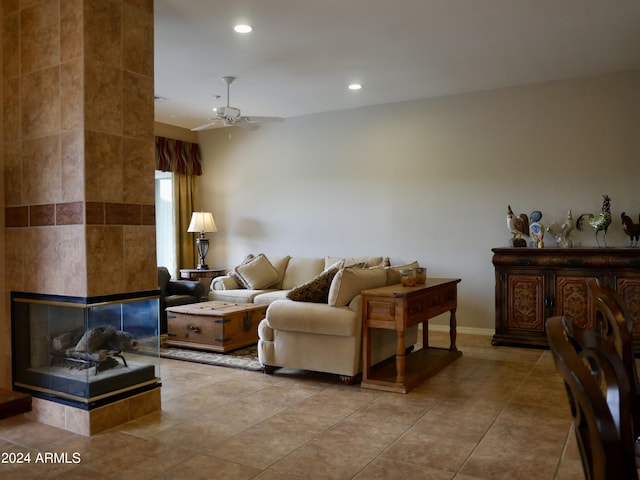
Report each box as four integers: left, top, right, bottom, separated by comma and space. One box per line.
167, 280, 204, 298
211, 275, 241, 291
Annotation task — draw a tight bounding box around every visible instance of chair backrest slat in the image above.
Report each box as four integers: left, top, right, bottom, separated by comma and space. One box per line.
587, 278, 640, 437
546, 315, 638, 480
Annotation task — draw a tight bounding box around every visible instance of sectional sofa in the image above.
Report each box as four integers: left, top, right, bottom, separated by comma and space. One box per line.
210, 254, 419, 382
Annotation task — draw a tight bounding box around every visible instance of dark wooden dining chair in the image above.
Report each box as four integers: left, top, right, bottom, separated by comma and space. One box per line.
546, 315, 638, 480
587, 278, 640, 437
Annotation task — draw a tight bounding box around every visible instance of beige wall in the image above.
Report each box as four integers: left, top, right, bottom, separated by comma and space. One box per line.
196, 71, 640, 332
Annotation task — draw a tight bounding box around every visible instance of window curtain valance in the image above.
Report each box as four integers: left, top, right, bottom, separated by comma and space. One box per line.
155, 136, 202, 175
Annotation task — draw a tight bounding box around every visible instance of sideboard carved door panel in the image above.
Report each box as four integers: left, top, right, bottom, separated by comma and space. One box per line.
506, 275, 545, 331
613, 275, 640, 345
554, 274, 593, 330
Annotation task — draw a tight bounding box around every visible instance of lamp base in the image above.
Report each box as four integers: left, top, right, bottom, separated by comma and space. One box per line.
195, 236, 210, 271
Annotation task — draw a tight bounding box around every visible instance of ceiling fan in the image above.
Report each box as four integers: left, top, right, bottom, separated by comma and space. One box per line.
191, 76, 284, 131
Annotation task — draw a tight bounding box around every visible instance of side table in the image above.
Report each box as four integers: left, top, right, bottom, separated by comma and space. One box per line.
361, 278, 462, 393
179, 268, 226, 281
179, 268, 226, 299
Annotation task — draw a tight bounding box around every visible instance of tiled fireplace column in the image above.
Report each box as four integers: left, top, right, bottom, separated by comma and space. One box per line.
2, 1, 158, 434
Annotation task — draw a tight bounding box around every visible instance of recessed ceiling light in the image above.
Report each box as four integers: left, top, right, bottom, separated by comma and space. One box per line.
348, 83, 362, 91
234, 24, 253, 33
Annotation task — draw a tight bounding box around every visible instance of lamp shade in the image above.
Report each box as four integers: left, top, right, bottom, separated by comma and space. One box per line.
187, 212, 217, 233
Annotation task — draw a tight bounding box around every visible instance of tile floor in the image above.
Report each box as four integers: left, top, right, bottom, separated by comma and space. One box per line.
0, 331, 584, 480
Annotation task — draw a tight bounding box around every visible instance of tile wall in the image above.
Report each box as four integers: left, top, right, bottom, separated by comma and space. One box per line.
2, 0, 156, 298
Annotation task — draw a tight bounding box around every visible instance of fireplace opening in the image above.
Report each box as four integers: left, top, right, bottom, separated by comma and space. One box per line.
11, 291, 161, 410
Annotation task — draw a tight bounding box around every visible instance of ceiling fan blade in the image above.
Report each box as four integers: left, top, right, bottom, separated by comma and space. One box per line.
237, 121, 260, 130
242, 116, 284, 123
190, 120, 221, 131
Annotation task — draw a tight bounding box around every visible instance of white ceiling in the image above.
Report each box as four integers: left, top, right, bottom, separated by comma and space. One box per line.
154, 0, 640, 130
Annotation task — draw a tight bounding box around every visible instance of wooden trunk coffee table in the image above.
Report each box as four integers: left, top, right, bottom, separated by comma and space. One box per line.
166, 301, 267, 353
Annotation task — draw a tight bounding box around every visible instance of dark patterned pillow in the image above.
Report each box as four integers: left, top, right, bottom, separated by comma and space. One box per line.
287, 263, 342, 303
229, 254, 254, 289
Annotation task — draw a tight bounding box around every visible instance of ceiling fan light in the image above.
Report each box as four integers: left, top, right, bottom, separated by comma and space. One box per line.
348, 83, 363, 91
234, 24, 253, 33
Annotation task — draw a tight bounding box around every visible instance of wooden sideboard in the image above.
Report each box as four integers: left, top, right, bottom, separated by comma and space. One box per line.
492, 248, 640, 348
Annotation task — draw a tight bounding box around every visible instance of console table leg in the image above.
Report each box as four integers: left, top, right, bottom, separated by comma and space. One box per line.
396, 330, 406, 383
449, 308, 458, 351
422, 322, 429, 348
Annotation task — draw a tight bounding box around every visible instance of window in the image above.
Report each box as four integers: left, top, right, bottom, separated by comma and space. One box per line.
155, 171, 176, 275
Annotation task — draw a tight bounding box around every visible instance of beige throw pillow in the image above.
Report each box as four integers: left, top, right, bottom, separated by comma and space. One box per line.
229, 254, 255, 288
328, 267, 387, 307
235, 253, 279, 290
324, 256, 386, 269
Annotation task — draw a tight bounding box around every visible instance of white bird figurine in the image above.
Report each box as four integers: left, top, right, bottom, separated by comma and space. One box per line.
547, 210, 575, 248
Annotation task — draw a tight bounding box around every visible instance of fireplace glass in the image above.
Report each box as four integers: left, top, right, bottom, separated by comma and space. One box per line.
11, 291, 161, 409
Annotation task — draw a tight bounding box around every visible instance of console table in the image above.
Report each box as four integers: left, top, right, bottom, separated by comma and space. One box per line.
361, 278, 462, 393
492, 248, 640, 348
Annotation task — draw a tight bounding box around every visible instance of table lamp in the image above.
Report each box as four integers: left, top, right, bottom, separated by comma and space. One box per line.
187, 212, 217, 269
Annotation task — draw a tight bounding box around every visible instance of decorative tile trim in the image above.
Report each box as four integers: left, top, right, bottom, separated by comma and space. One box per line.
5, 203, 155, 227
105, 203, 141, 225
86, 202, 105, 225
5, 206, 28, 227
141, 205, 155, 225
56, 202, 84, 225
30, 204, 56, 226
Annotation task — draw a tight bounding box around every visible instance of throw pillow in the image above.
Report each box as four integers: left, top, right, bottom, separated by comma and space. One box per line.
328, 267, 387, 307
229, 254, 255, 288
287, 262, 342, 303
324, 256, 385, 269
267, 255, 291, 288
235, 253, 279, 290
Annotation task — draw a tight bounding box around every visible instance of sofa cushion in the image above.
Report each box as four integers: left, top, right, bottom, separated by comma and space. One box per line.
286, 262, 342, 303
281, 257, 325, 290
265, 300, 359, 336
210, 289, 275, 304
328, 267, 388, 307
235, 253, 279, 290
254, 290, 290, 304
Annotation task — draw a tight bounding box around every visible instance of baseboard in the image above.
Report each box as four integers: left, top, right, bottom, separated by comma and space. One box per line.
427, 324, 494, 337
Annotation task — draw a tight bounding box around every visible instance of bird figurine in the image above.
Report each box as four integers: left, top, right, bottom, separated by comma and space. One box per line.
547, 210, 575, 248
507, 205, 529, 247
576, 194, 612, 247
621, 212, 640, 247
529, 211, 544, 248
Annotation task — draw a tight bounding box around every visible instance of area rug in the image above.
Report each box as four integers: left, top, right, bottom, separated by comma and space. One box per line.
137, 338, 261, 372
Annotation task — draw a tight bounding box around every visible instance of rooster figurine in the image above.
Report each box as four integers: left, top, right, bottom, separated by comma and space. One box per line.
547, 210, 575, 248
621, 212, 640, 247
576, 194, 612, 247
507, 205, 529, 247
